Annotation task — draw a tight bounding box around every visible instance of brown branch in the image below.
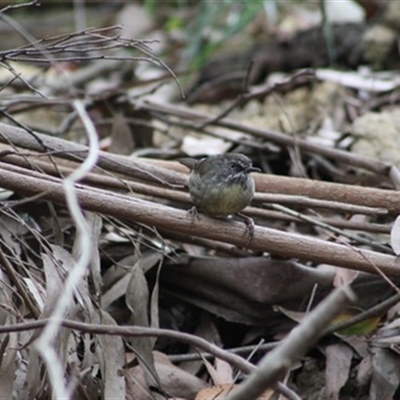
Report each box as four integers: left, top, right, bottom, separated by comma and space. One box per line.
0, 315, 301, 399
0, 162, 398, 276
144, 100, 390, 175
0, 122, 398, 216
0, 148, 379, 218
0, 152, 391, 238
254, 192, 387, 216
255, 174, 400, 215
267, 203, 391, 254
0, 149, 390, 235
0, 318, 254, 373
249, 207, 390, 234
0, 121, 186, 186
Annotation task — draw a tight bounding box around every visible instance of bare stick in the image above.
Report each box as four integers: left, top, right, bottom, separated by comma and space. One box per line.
225, 286, 356, 400
0, 163, 399, 276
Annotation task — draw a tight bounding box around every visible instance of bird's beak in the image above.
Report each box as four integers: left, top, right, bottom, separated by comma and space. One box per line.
247, 166, 261, 173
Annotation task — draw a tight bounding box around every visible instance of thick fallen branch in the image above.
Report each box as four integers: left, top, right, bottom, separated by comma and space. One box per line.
0, 148, 390, 235
254, 173, 400, 215
0, 161, 399, 276
0, 122, 399, 213
0, 121, 186, 186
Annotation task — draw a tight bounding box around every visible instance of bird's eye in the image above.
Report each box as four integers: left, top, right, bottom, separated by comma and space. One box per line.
230, 162, 241, 171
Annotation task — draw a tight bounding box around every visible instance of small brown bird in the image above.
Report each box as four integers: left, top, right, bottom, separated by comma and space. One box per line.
181, 153, 260, 241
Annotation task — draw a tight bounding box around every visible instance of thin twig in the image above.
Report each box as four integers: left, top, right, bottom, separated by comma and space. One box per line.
144, 100, 390, 175
35, 100, 99, 400
268, 203, 392, 254
198, 69, 315, 129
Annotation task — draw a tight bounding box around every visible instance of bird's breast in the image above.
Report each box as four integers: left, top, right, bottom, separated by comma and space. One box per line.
190, 175, 255, 217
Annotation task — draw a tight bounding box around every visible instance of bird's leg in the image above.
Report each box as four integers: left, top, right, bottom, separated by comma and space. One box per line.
236, 212, 255, 246
188, 206, 201, 223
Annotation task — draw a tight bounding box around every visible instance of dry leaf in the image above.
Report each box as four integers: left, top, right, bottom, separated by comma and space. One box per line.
126, 351, 207, 400
390, 215, 400, 255
195, 384, 275, 400
325, 343, 353, 400
96, 310, 126, 399
126, 254, 163, 391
